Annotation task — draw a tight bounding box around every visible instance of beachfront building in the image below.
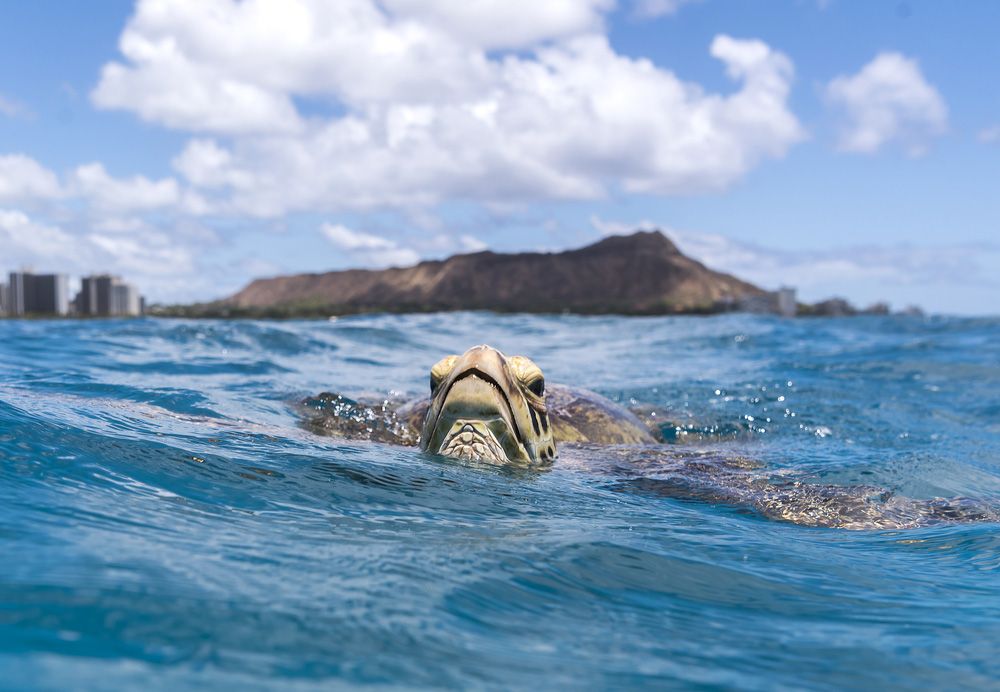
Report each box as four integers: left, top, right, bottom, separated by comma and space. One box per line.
4, 270, 70, 316
75, 274, 144, 316
0, 270, 145, 317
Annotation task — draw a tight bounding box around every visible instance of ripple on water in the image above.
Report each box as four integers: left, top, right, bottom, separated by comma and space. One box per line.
1, 314, 999, 691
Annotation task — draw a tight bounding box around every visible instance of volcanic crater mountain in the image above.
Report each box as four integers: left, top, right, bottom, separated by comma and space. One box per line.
218, 230, 763, 317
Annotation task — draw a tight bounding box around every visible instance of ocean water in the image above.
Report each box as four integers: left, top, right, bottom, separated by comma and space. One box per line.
1, 312, 999, 691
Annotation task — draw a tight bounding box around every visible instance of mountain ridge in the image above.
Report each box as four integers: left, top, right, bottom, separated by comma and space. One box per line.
218, 230, 764, 316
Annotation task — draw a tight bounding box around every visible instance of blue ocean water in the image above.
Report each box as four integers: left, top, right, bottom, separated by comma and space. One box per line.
1, 313, 999, 691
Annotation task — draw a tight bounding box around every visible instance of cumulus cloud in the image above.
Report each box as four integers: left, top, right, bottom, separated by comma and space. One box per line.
0, 154, 223, 304
160, 32, 804, 215
170, 139, 250, 189
0, 206, 194, 279
67, 163, 180, 213
381, 0, 614, 49
91, 0, 492, 130
320, 222, 420, 267
0, 154, 64, 203
0, 153, 189, 215
826, 52, 948, 156
0, 209, 80, 264
87, 231, 194, 276
91, 0, 804, 215
93, 54, 304, 135
0, 151, 206, 302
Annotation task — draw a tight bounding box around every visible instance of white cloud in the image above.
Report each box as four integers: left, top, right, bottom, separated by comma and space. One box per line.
170, 138, 249, 189
158, 37, 803, 213
93, 58, 304, 136
90, 0, 492, 130
0, 209, 80, 264
321, 222, 397, 251
826, 52, 948, 156
498, 34, 805, 197
91, 0, 307, 135
382, 0, 614, 49
320, 222, 420, 267
0, 154, 63, 203
87, 231, 194, 276
0, 206, 195, 280
0, 154, 189, 216
0, 154, 217, 303
91, 0, 803, 214
67, 163, 180, 213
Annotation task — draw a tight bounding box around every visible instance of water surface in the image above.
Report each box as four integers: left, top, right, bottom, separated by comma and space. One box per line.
1, 313, 999, 690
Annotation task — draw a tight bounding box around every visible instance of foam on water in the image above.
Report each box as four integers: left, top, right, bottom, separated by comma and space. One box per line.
1, 313, 999, 690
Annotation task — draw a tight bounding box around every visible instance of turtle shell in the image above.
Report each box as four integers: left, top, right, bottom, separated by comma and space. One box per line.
544, 384, 656, 445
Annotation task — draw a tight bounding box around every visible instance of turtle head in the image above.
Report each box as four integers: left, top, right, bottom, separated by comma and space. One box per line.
420, 345, 556, 465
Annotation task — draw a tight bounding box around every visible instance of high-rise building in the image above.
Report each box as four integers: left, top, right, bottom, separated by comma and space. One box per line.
1, 270, 142, 318
33, 274, 69, 315
76, 276, 98, 315
6, 271, 69, 316
95, 275, 115, 315
76, 274, 144, 316
9, 271, 31, 315
112, 283, 140, 316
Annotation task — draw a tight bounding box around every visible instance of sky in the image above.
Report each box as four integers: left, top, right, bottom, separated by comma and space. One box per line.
1, 0, 998, 315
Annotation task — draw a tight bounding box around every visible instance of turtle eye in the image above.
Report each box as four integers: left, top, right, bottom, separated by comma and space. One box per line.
511, 356, 546, 398
526, 377, 545, 398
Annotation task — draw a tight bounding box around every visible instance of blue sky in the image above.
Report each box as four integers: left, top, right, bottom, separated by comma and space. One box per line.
1, 0, 998, 315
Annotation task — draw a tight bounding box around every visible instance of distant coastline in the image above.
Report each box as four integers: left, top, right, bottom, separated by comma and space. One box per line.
2, 230, 922, 320
150, 295, 918, 320
153, 230, 919, 319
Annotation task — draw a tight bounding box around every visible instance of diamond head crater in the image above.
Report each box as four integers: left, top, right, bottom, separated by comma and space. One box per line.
158, 230, 884, 319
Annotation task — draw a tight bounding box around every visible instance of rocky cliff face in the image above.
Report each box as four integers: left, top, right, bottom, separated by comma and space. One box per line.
223, 230, 763, 315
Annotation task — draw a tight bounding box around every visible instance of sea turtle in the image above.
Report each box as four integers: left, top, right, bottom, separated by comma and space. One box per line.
303, 344, 658, 464
302, 344, 998, 529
